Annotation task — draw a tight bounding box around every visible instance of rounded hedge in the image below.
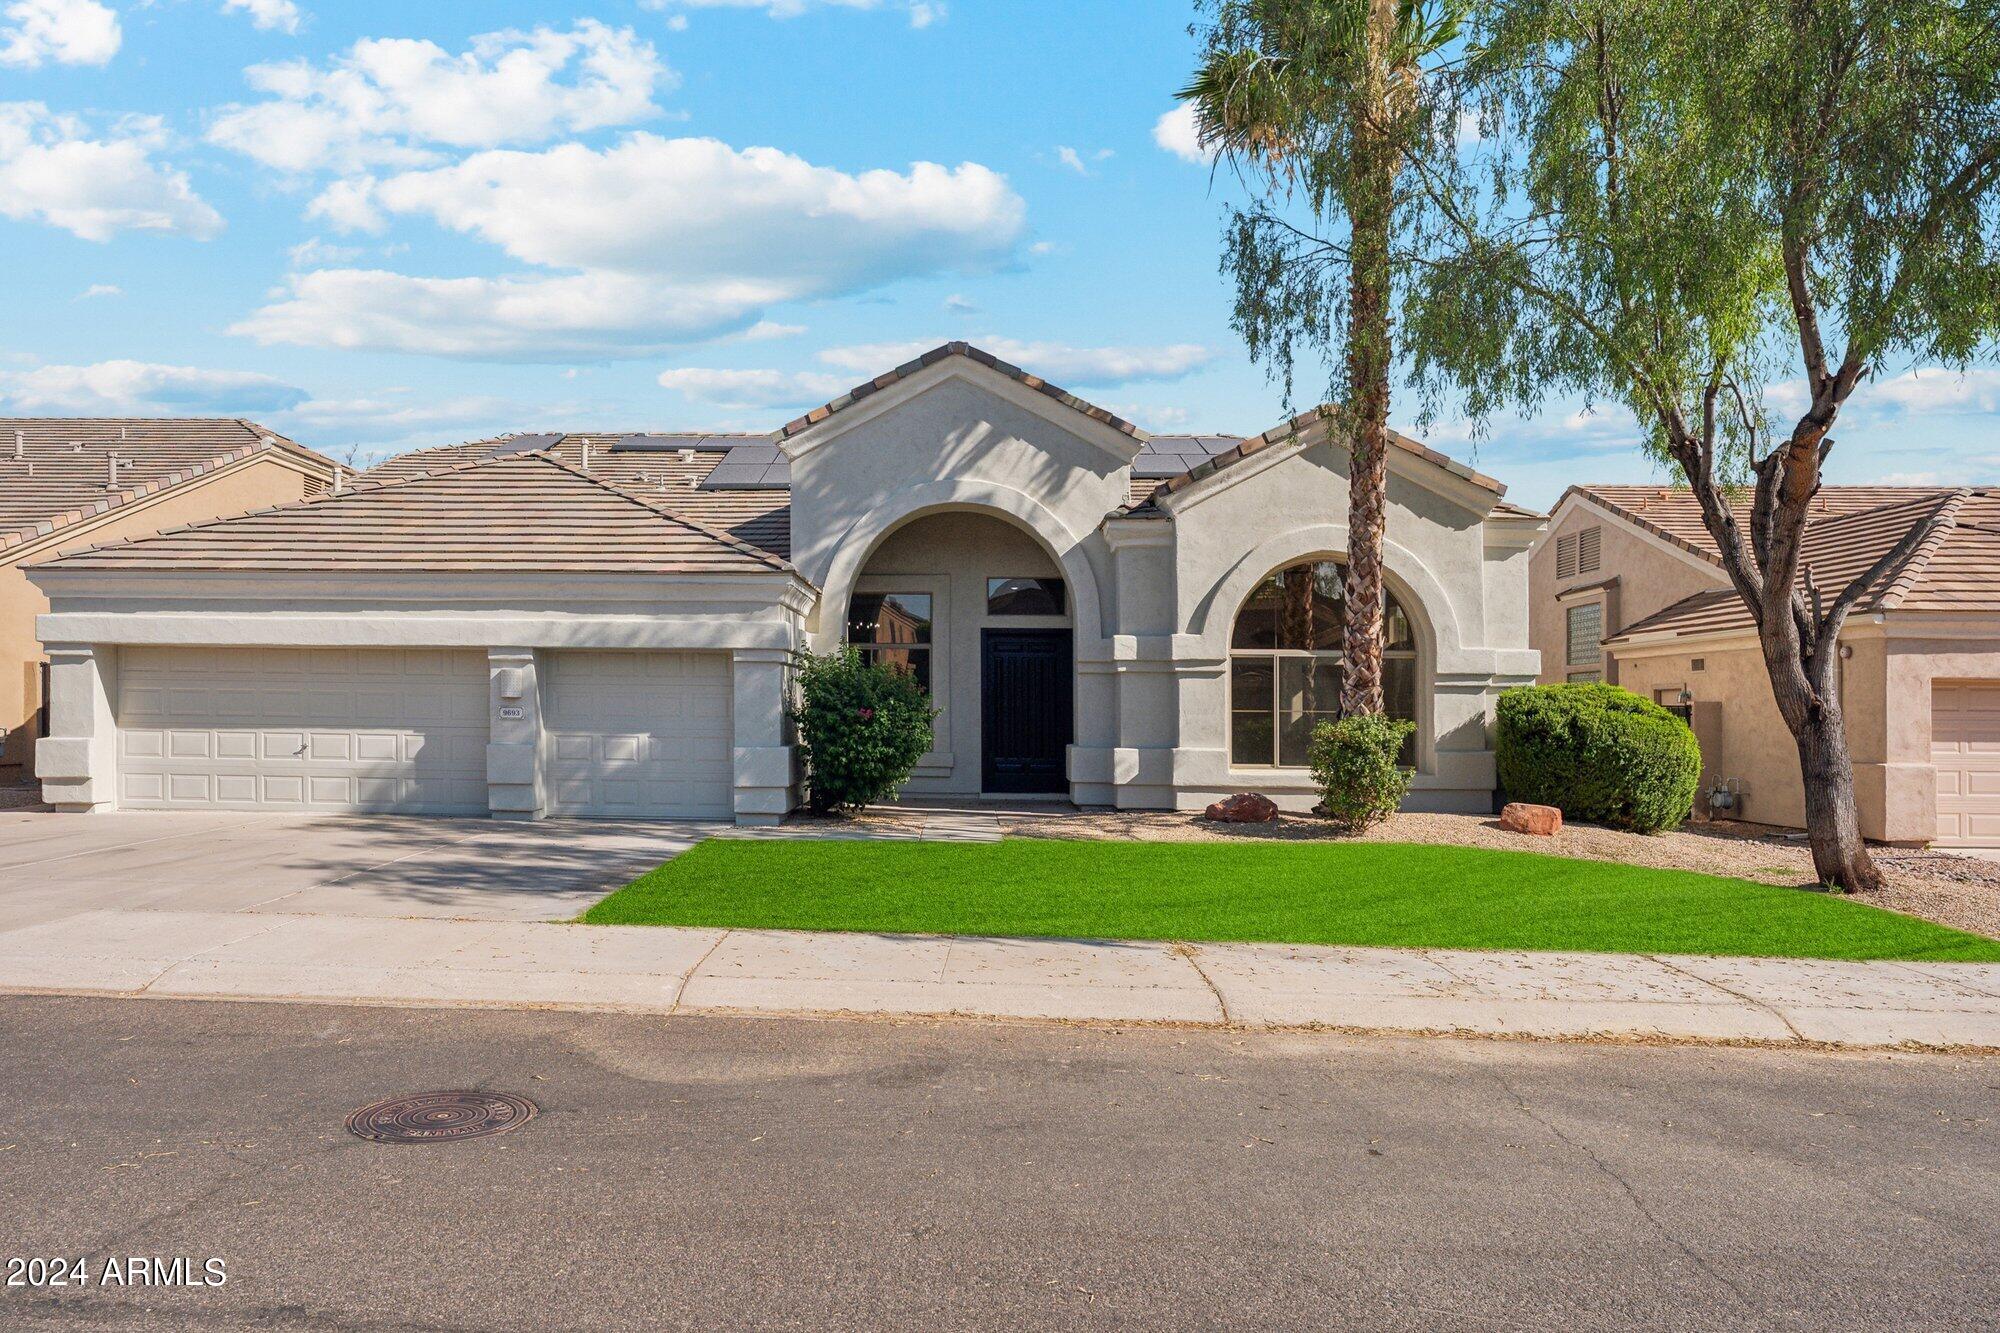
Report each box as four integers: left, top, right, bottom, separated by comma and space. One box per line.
789, 647, 938, 815
1495, 682, 1700, 834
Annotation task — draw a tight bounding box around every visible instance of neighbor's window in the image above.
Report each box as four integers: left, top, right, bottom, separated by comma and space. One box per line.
1566, 601, 1603, 673
986, 577, 1066, 616
848, 592, 933, 692
1229, 559, 1418, 768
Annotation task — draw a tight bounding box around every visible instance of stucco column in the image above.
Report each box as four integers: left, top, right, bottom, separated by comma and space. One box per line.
38, 643, 118, 813
486, 648, 545, 821
732, 648, 795, 826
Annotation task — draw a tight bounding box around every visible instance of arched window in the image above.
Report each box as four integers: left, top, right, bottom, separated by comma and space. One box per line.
1229, 559, 1418, 767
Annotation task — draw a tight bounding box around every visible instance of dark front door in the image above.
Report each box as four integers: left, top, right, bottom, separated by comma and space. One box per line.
981, 629, 1073, 794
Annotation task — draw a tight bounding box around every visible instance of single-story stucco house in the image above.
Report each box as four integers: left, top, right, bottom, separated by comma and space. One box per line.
1, 420, 335, 787
1532, 483, 2000, 847
28, 343, 1543, 825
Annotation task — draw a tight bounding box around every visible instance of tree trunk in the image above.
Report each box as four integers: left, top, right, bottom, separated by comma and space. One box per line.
1793, 697, 1885, 891
1340, 0, 1398, 719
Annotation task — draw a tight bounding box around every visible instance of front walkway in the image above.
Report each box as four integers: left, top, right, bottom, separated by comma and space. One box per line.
4, 808, 1997, 1049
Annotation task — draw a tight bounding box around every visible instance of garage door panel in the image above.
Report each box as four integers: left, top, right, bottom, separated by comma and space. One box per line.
1932, 682, 2000, 846
117, 648, 489, 815
544, 651, 733, 819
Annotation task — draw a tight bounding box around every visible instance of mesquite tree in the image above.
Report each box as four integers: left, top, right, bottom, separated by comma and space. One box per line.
1407, 0, 2000, 889
1181, 0, 1465, 715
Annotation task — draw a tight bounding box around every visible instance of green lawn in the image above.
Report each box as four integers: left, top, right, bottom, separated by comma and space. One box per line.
580, 837, 2000, 961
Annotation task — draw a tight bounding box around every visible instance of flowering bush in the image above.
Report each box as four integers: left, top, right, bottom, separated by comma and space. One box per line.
789, 647, 937, 814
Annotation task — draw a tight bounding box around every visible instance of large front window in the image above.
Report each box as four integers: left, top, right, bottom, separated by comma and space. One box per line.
848, 592, 933, 692
1229, 560, 1418, 767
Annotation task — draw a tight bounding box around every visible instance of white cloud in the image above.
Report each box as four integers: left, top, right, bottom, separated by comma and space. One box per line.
242, 136, 1026, 360
233, 268, 785, 360
279, 390, 527, 444
369, 136, 1022, 279
0, 103, 223, 242
307, 176, 384, 233
221, 0, 302, 34
207, 21, 671, 174
1153, 103, 1213, 165
286, 236, 361, 268
76, 283, 121, 299
641, 0, 942, 27
0, 0, 119, 69
0, 360, 306, 414
943, 293, 976, 314
738, 319, 805, 341
818, 338, 1215, 385
1052, 145, 1113, 176
656, 366, 849, 408
1870, 367, 2000, 414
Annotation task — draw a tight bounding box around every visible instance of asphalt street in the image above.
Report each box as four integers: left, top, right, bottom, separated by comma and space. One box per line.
0, 995, 1994, 1330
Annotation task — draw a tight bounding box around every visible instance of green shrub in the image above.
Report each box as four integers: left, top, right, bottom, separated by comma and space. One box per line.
1496, 682, 1700, 833
789, 647, 938, 814
1308, 713, 1419, 831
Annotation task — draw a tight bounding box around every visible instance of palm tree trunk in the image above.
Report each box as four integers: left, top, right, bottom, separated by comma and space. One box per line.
1340, 0, 1398, 718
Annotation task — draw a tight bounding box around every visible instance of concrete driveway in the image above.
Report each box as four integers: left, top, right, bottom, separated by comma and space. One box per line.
0, 810, 717, 933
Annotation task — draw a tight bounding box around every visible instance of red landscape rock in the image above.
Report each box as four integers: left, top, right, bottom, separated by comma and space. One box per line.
1500, 802, 1563, 836
1204, 792, 1279, 824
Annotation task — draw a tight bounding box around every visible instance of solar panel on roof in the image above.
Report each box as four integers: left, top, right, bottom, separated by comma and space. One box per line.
480, 433, 564, 459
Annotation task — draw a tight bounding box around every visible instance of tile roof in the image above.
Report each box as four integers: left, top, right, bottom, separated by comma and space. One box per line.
775, 341, 1145, 443
0, 419, 332, 554
32, 454, 793, 576
1568, 484, 1956, 567
1605, 490, 2000, 643
1148, 407, 1507, 502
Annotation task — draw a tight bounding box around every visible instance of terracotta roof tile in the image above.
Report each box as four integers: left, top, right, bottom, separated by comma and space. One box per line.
1605, 491, 1976, 643
1151, 407, 1506, 500
32, 453, 793, 577
1569, 484, 1956, 568
0, 419, 333, 553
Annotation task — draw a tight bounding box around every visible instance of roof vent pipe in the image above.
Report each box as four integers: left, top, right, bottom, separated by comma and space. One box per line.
72, 440, 83, 453
12, 431, 21, 460
580, 438, 592, 472
332, 465, 345, 495
106, 454, 119, 487
680, 447, 695, 465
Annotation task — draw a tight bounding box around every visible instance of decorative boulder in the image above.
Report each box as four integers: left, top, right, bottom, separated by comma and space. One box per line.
1500, 802, 1563, 837
1204, 792, 1279, 824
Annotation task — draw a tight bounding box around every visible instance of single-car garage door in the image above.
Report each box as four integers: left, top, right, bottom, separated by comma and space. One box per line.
544, 651, 733, 819
1932, 682, 2000, 845
118, 647, 489, 814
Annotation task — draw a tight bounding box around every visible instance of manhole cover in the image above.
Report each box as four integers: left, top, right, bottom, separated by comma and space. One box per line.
346, 1091, 536, 1145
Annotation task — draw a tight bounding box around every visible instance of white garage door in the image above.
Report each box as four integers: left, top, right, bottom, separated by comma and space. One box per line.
544, 651, 733, 819
118, 647, 489, 814
1932, 682, 2000, 845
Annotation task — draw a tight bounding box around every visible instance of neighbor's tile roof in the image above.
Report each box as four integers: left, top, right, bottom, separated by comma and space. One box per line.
1568, 484, 1956, 567
1147, 408, 1507, 503
776, 341, 1145, 442
1604, 489, 2000, 643
31, 453, 792, 576
0, 419, 332, 554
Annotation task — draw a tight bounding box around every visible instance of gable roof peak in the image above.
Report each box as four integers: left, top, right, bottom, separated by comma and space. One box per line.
775, 340, 1147, 445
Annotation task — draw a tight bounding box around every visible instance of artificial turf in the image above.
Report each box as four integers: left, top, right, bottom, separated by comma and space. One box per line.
580, 837, 2000, 961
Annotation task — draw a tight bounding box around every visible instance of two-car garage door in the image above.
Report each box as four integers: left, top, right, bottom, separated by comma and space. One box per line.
116, 647, 733, 819
118, 647, 492, 814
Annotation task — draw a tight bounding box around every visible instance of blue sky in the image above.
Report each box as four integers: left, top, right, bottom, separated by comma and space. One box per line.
0, 0, 1993, 509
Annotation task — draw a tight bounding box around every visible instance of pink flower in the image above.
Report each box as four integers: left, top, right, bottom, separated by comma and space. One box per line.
858, 707, 876, 721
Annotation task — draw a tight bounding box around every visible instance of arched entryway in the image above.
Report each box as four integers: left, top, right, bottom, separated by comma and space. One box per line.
846, 509, 1077, 797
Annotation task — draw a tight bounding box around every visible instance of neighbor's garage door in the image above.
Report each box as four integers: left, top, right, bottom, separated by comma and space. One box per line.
1932, 682, 2000, 845
544, 651, 733, 819
117, 647, 489, 814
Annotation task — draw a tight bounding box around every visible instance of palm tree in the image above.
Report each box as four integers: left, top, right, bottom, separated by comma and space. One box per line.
1181, 0, 1462, 715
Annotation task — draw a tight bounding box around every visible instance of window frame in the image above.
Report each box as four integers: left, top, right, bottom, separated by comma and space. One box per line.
985, 576, 1067, 618
1226, 559, 1421, 770
845, 589, 937, 694
1565, 600, 1604, 672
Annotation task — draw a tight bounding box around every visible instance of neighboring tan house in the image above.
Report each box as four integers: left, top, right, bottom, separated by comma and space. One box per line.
1532, 484, 2000, 847
0, 420, 335, 787
25, 343, 1542, 825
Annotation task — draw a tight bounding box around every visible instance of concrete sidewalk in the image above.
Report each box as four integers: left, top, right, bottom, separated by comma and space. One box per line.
0, 907, 1996, 1049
